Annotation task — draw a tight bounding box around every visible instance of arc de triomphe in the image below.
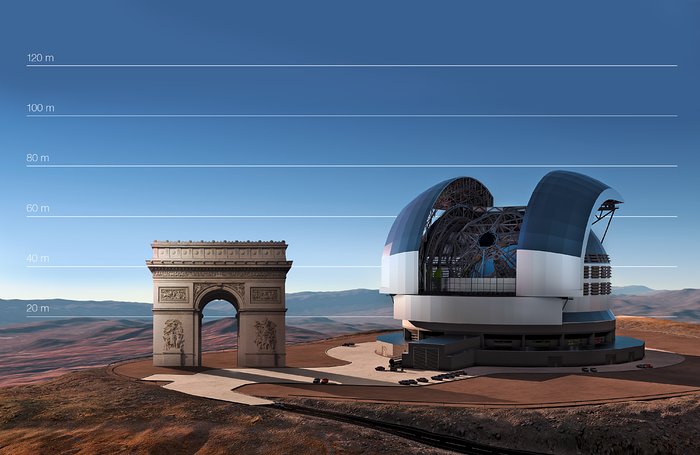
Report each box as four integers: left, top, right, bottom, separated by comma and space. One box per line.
147, 241, 292, 368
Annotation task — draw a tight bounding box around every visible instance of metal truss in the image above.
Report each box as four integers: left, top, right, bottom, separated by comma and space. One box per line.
592, 198, 622, 243
423, 177, 494, 238
420, 205, 525, 293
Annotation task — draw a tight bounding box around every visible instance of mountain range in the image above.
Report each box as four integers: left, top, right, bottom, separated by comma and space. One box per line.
1, 287, 699, 386
1, 288, 393, 326
2, 286, 697, 326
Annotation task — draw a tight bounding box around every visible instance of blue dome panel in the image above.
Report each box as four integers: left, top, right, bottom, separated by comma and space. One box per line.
384, 177, 493, 256
385, 178, 458, 255
517, 171, 622, 258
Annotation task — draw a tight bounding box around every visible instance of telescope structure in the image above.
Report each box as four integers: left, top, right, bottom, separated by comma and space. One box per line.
378, 171, 645, 369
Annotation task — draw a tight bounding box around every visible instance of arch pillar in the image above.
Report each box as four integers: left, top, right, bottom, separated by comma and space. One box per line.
147, 241, 292, 368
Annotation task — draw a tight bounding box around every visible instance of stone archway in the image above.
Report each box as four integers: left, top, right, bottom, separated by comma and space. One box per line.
194, 285, 241, 366
147, 241, 292, 367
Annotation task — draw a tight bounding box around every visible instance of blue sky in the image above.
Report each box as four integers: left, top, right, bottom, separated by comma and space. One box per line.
1, 0, 698, 302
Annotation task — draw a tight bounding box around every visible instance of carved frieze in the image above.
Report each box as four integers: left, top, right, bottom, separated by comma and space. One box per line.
193, 282, 245, 300
193, 282, 208, 297
251, 287, 281, 304
151, 269, 287, 279
158, 287, 188, 302
163, 319, 185, 351
152, 246, 287, 261
254, 318, 277, 351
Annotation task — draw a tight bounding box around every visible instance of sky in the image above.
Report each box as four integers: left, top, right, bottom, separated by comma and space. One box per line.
1, 0, 699, 302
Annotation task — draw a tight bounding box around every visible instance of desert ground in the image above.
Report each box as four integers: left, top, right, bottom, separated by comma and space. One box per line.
3, 317, 700, 454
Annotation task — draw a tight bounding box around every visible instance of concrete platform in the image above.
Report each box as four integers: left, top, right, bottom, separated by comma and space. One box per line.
142, 342, 445, 405
142, 341, 685, 406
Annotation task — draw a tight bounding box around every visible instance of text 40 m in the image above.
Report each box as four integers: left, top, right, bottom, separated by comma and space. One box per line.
26, 254, 50, 263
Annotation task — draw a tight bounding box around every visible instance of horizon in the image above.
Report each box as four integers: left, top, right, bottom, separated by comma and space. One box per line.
2, 284, 692, 305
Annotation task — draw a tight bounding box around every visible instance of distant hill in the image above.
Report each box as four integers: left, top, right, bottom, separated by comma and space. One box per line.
0, 288, 398, 386
611, 288, 700, 322
5, 287, 700, 326
2, 287, 700, 386
611, 285, 657, 296
0, 314, 399, 387
0, 299, 152, 326
286, 288, 392, 316
0, 289, 393, 326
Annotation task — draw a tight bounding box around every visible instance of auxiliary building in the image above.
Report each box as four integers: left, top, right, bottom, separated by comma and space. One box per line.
378, 171, 645, 369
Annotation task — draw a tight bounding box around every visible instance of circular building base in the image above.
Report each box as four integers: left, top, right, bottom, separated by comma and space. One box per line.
470, 336, 645, 368
379, 333, 645, 370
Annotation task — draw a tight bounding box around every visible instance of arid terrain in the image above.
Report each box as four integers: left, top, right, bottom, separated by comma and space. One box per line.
1, 317, 700, 453
0, 368, 449, 455
0, 289, 399, 386
2, 289, 700, 453
0, 316, 398, 387
287, 393, 700, 454
2, 287, 697, 388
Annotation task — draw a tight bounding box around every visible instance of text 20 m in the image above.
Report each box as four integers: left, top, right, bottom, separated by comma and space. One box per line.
27, 104, 55, 113
27, 53, 55, 63
27, 304, 50, 313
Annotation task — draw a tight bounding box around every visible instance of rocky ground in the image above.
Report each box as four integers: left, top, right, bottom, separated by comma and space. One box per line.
0, 368, 449, 455
617, 315, 700, 339
4, 316, 700, 454
285, 395, 700, 454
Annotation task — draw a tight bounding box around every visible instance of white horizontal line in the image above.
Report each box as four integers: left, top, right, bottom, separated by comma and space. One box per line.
199, 315, 395, 319
26, 315, 153, 318
26, 265, 145, 268
24, 214, 676, 219
611, 265, 678, 268
26, 64, 678, 68
26, 63, 678, 68
270, 318, 394, 319
26, 264, 673, 269
25, 315, 395, 318
25, 265, 381, 269
26, 164, 679, 169
294, 265, 381, 268
26, 215, 396, 219
26, 114, 678, 118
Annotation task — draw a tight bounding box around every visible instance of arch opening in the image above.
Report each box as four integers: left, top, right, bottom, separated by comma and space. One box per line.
196, 289, 241, 367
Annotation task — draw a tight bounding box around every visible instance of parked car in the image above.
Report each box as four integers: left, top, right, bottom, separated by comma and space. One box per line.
590, 367, 598, 373
313, 377, 321, 384
416, 377, 429, 383
398, 379, 412, 385
375, 366, 386, 371
342, 342, 356, 347
320, 378, 329, 384
581, 367, 589, 373
636, 363, 654, 369
431, 375, 443, 381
